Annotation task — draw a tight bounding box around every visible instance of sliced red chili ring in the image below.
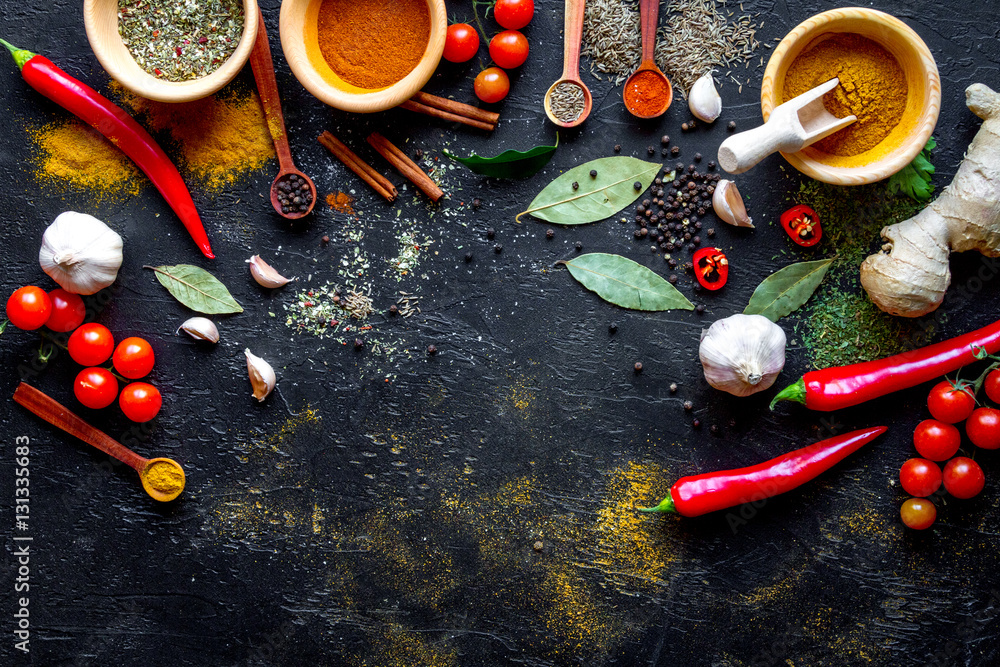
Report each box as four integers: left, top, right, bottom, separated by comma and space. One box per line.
692, 247, 728, 290
780, 204, 821, 247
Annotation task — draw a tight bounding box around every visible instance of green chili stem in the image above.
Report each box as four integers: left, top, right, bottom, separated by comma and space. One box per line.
635, 495, 676, 514
0, 38, 36, 70
770, 377, 806, 410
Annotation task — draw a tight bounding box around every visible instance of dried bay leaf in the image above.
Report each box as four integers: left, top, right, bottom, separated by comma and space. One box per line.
516, 156, 661, 225
145, 264, 243, 314
444, 135, 557, 179
560, 253, 694, 311
743, 257, 834, 321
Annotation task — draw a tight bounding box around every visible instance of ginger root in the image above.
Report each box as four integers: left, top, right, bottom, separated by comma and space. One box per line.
861, 84, 1000, 317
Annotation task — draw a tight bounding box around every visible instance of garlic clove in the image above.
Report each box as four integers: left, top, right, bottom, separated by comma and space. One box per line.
688, 71, 722, 123
699, 314, 786, 397
248, 255, 292, 288
712, 180, 753, 228
178, 317, 220, 343
245, 349, 276, 402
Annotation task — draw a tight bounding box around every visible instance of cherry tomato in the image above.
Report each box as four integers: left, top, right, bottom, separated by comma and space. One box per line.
119, 382, 162, 422
6, 286, 52, 330
45, 289, 87, 332
900, 497, 936, 530
780, 205, 822, 247
913, 419, 961, 461
692, 247, 729, 290
74, 367, 119, 409
966, 407, 1000, 450
444, 23, 479, 63
943, 456, 985, 499
926, 380, 975, 424
494, 0, 534, 29
899, 458, 942, 497
489, 30, 529, 69
68, 323, 115, 366
474, 67, 510, 103
985, 369, 1000, 404
113, 337, 156, 379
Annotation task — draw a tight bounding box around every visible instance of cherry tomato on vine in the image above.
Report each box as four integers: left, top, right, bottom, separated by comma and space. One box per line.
489, 30, 529, 69
74, 367, 119, 409
119, 382, 162, 422
45, 289, 86, 332
900, 497, 936, 530
984, 369, 1000, 404
494, 0, 534, 30
692, 247, 729, 290
780, 204, 822, 247
943, 457, 985, 499
474, 67, 510, 103
913, 419, 961, 461
68, 323, 115, 366
6, 286, 52, 330
966, 407, 1000, 450
443, 23, 479, 63
899, 458, 942, 497
113, 337, 155, 379
926, 380, 976, 424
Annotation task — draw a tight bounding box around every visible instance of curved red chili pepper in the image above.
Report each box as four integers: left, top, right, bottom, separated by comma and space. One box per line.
1, 39, 214, 259
638, 426, 886, 517
780, 204, 821, 247
772, 318, 1000, 411
693, 247, 728, 290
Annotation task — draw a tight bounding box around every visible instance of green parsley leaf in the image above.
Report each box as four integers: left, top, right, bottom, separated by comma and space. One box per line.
887, 137, 936, 202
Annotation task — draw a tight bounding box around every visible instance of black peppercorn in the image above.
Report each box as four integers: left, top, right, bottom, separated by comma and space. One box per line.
634, 362, 643, 373
427, 344, 437, 355
670, 146, 680, 156
614, 144, 622, 153
661, 149, 669, 157
669, 383, 678, 393
696, 304, 705, 314
472, 197, 482, 209
389, 304, 398, 315
668, 274, 678, 284
694, 153, 702, 162
354, 338, 364, 350
494, 244, 503, 253
572, 181, 579, 190
575, 241, 583, 251
661, 135, 670, 145
415, 148, 424, 159
321, 235, 330, 244
546, 229, 554, 239
486, 227, 495, 239
692, 419, 701, 429
647, 146, 655, 155
609, 322, 618, 334
464, 252, 473, 262
710, 424, 720, 435
633, 181, 642, 190
590, 169, 598, 178
634, 229, 643, 239
681, 122, 690, 131
683, 400, 693, 411
707, 161, 716, 170
651, 245, 658, 253
728, 121, 736, 131
689, 119, 697, 129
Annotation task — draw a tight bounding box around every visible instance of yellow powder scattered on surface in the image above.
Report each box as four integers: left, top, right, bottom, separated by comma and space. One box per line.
353, 624, 457, 667
326, 191, 355, 214
28, 120, 143, 200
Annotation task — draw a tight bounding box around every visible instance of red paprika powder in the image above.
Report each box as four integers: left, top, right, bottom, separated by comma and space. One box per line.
624, 70, 670, 116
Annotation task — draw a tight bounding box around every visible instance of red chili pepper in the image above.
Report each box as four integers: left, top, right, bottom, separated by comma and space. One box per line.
772, 318, 1000, 411
780, 204, 822, 247
692, 247, 728, 290
638, 426, 886, 517
1, 39, 214, 259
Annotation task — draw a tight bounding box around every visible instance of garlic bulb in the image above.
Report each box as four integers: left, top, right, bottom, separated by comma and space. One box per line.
688, 71, 722, 123
699, 314, 786, 397
39, 212, 123, 295
248, 255, 292, 288
712, 180, 753, 228
178, 317, 220, 343
245, 349, 276, 402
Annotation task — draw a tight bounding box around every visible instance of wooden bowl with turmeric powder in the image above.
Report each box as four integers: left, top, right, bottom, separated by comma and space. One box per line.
760, 7, 940, 186
278, 0, 447, 113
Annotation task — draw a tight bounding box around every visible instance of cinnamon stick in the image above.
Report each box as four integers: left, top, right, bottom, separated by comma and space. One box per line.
317, 131, 397, 202
409, 91, 500, 128
366, 132, 444, 203
399, 99, 495, 132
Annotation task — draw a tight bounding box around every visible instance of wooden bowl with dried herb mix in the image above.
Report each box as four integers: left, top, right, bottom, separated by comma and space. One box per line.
84, 0, 259, 103
760, 7, 940, 186
279, 0, 446, 113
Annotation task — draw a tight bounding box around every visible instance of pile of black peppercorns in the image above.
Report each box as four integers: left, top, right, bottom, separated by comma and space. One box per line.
632, 159, 720, 261
275, 174, 313, 214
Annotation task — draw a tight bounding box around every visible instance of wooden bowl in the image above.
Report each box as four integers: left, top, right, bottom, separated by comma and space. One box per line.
83, 0, 258, 103
279, 0, 446, 113
760, 7, 940, 185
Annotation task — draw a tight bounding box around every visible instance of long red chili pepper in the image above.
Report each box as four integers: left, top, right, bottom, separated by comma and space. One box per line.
1, 39, 214, 259
771, 318, 1000, 412
638, 426, 887, 517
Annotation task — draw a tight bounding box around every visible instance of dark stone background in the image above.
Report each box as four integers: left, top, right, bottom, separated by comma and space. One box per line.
2, 0, 999, 665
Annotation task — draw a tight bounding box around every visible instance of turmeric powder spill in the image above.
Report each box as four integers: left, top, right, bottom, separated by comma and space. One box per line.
144, 460, 185, 496
29, 120, 143, 200
316, 0, 430, 90
782, 33, 907, 158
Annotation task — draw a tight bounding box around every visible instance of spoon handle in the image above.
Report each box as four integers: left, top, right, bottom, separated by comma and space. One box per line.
561, 0, 586, 80
13, 383, 147, 472
248, 8, 294, 172
639, 0, 660, 62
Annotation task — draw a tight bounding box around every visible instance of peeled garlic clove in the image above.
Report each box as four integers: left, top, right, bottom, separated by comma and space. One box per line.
699, 314, 786, 397
713, 179, 753, 228
688, 71, 722, 123
248, 255, 291, 288
178, 317, 219, 343
245, 348, 276, 402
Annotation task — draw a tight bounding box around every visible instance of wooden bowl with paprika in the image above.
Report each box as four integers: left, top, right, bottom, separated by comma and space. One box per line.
83, 0, 259, 103
759, 7, 940, 186
279, 0, 447, 113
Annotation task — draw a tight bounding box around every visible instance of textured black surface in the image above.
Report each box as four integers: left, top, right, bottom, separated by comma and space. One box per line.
2, 1, 1000, 665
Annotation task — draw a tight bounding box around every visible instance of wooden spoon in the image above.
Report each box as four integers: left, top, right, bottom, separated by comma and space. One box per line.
623, 0, 672, 118
544, 0, 593, 128
248, 8, 316, 220
13, 383, 186, 503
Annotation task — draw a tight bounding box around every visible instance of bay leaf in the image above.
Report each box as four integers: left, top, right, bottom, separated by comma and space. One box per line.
743, 257, 834, 321
516, 156, 661, 225
560, 253, 694, 311
444, 135, 557, 179
145, 264, 243, 314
